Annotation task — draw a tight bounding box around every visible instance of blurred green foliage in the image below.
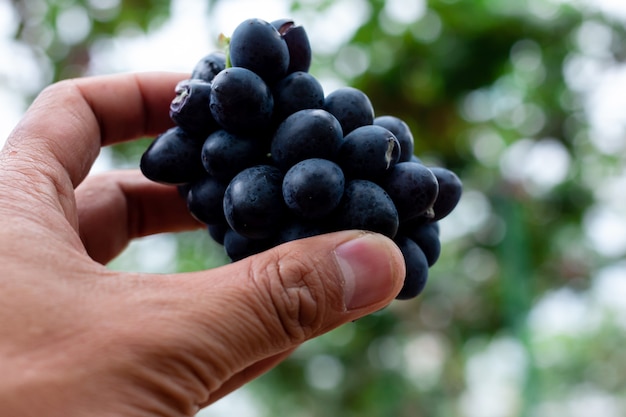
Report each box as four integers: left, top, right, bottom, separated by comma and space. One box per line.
8, 0, 626, 416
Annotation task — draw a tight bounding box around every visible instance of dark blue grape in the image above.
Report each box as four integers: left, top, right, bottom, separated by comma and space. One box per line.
186, 175, 227, 225
333, 179, 399, 239
177, 183, 191, 199
140, 127, 206, 185
272, 71, 324, 123
402, 222, 441, 267
271, 19, 312, 73
324, 87, 375, 135
382, 162, 439, 222
229, 18, 289, 84
210, 67, 274, 135
223, 165, 286, 239
374, 115, 414, 162
208, 222, 229, 245
223, 228, 275, 261
276, 217, 330, 244
201, 130, 265, 183
271, 109, 343, 171
394, 236, 429, 300
190, 51, 226, 82
169, 79, 217, 136
282, 158, 345, 219
430, 167, 463, 221
337, 125, 400, 180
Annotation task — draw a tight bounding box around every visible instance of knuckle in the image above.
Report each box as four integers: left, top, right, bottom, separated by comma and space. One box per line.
249, 249, 341, 344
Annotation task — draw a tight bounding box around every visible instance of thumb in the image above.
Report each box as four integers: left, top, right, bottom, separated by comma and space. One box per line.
228, 230, 406, 340
141, 230, 405, 397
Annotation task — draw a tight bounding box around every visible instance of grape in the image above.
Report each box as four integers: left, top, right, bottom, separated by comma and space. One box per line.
333, 180, 399, 239
186, 175, 227, 225
140, 127, 206, 185
177, 183, 192, 199
382, 162, 439, 222
374, 115, 414, 162
271, 109, 342, 171
201, 130, 265, 183
282, 158, 345, 219
276, 217, 329, 244
394, 236, 429, 300
337, 125, 400, 180
271, 19, 312, 73
224, 228, 275, 262
324, 87, 375, 135
272, 71, 324, 123
223, 165, 286, 240
229, 18, 289, 84
430, 167, 463, 221
210, 67, 274, 135
403, 222, 441, 267
169, 79, 217, 136
190, 51, 226, 82
208, 222, 228, 245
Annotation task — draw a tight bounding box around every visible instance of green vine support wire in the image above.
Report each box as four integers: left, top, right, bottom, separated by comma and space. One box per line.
495, 193, 541, 417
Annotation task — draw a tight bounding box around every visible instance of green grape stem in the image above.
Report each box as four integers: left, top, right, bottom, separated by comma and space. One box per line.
218, 33, 232, 68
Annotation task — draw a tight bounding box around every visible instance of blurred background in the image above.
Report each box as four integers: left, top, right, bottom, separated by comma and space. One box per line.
2, 0, 626, 416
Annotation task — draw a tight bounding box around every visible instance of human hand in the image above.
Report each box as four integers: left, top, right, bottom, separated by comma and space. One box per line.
0, 72, 405, 417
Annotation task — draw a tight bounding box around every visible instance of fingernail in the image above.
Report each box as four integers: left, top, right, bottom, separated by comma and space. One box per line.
334, 233, 403, 310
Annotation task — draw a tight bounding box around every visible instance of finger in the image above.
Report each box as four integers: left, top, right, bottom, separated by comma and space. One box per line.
75, 170, 202, 264
4, 72, 186, 189
127, 230, 405, 399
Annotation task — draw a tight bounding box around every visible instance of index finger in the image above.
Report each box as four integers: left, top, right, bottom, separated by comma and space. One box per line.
3, 72, 187, 188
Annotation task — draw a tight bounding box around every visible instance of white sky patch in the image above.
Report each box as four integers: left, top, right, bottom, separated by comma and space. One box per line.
588, 0, 626, 22
499, 138, 571, 196
585, 64, 626, 154
56, 4, 92, 45
383, 0, 426, 24
403, 332, 449, 390
439, 189, 492, 242
305, 354, 345, 390
527, 287, 597, 338
89, 0, 218, 74
0, 1, 52, 147
583, 205, 626, 258
591, 262, 626, 329
196, 388, 262, 417
208, 0, 291, 36
459, 337, 527, 417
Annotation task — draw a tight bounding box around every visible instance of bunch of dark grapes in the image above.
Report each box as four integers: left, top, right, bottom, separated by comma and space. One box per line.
140, 17, 463, 300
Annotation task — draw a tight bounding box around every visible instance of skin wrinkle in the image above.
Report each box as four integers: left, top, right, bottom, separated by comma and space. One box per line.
2, 87, 94, 238
76, 73, 175, 149
275, 256, 321, 330
56, 82, 101, 185
124, 358, 201, 417
132, 72, 160, 141
140, 277, 251, 394
122, 179, 153, 242
0, 200, 85, 263
255, 249, 326, 346
75, 171, 199, 264
34, 80, 101, 187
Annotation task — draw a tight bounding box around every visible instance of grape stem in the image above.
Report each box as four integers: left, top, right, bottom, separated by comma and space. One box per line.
218, 33, 232, 68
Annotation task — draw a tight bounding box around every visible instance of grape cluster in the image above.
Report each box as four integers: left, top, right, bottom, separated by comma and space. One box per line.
140, 17, 462, 300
